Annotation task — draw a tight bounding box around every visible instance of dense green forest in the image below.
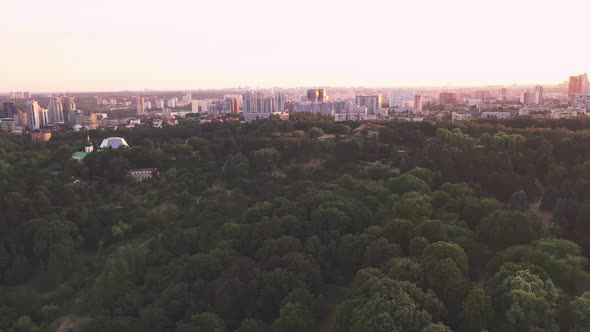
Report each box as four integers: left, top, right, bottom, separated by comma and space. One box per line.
3, 115, 590, 331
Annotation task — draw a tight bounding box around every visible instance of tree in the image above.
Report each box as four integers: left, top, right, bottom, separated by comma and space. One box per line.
427, 258, 469, 313
364, 238, 402, 268
273, 302, 313, 332
421, 323, 452, 332
476, 210, 543, 251
488, 266, 562, 331
571, 292, 590, 332
409, 237, 430, 257
461, 287, 493, 332
387, 174, 431, 195
333, 276, 447, 332
176, 312, 225, 332
393, 192, 432, 220
251, 148, 279, 172
307, 127, 325, 138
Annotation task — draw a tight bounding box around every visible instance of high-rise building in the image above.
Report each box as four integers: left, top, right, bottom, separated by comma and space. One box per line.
136, 96, 145, 114
183, 93, 192, 103
474, 90, 491, 100
167, 98, 177, 108
255, 92, 265, 113
569, 76, 581, 95
388, 89, 414, 108
263, 97, 275, 113
242, 91, 256, 113
64, 96, 76, 112
439, 92, 457, 105
145, 100, 152, 110
276, 92, 285, 112
582, 74, 590, 94
569, 74, 589, 95
48, 97, 64, 123
26, 100, 41, 130
39, 108, 49, 127
2, 102, 16, 118
533, 85, 544, 105
156, 99, 165, 109
307, 89, 319, 102
230, 97, 239, 114
318, 89, 328, 102
191, 99, 199, 113
414, 94, 423, 114
356, 95, 381, 114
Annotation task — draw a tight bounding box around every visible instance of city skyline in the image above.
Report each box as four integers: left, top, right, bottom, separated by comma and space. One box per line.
1, 0, 589, 91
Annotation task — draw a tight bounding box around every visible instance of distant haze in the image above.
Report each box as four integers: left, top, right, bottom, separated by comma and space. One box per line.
1, 0, 588, 92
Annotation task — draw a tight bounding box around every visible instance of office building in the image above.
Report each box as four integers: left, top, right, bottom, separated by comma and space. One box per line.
190, 100, 199, 113
356, 95, 381, 114
307, 89, 319, 102
26, 100, 41, 130
48, 97, 64, 123
414, 95, 423, 114
136, 96, 145, 114
439, 92, 457, 105
2, 102, 16, 118
145, 100, 152, 110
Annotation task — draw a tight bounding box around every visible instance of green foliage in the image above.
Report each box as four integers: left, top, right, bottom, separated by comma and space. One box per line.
3, 119, 590, 331
333, 276, 446, 332
571, 292, 590, 332
393, 192, 432, 220
461, 287, 494, 331
476, 210, 543, 251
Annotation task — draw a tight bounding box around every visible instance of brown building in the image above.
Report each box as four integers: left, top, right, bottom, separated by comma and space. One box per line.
439, 92, 457, 105
231, 97, 239, 114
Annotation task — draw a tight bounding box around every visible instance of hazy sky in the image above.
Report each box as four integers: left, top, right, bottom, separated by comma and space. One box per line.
1, 0, 588, 91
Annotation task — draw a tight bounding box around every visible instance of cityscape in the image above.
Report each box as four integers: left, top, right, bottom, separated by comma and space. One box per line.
4, 0, 590, 331
2, 73, 589, 138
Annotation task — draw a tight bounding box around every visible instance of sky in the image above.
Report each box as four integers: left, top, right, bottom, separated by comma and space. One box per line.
1, 0, 588, 92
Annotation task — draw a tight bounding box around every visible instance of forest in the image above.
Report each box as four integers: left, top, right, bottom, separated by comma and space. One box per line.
2, 115, 590, 331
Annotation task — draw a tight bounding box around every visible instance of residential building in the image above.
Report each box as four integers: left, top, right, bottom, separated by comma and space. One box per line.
136, 96, 145, 114
26, 100, 41, 130
388, 89, 414, 108
0, 118, 16, 132
569, 73, 590, 95
355, 95, 381, 114
439, 92, 457, 105
230, 97, 239, 114
39, 108, 49, 127
2, 102, 16, 118
191, 100, 199, 113
414, 94, 423, 114
128, 168, 158, 182
48, 97, 64, 123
